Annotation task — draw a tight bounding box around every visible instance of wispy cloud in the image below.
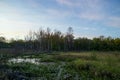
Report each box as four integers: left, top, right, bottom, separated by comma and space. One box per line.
56, 0, 102, 10
0, 17, 38, 39
79, 12, 104, 20
78, 0, 104, 21
106, 17, 120, 27
26, 0, 41, 8
82, 27, 96, 31
45, 8, 70, 18
56, 0, 120, 28
0, 18, 36, 27
56, 0, 80, 7
0, 0, 120, 39
56, 0, 104, 20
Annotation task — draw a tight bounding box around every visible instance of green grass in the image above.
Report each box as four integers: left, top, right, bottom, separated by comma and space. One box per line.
0, 51, 120, 80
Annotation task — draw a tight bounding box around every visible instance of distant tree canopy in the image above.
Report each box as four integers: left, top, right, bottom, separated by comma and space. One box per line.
0, 27, 120, 51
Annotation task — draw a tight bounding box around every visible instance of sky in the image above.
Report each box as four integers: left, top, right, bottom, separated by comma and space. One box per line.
0, 0, 120, 39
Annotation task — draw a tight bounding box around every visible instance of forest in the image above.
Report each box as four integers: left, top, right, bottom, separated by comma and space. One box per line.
0, 27, 120, 52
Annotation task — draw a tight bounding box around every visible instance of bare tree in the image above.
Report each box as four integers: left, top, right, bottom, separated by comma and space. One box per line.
46, 27, 51, 51
65, 27, 74, 51
34, 28, 46, 51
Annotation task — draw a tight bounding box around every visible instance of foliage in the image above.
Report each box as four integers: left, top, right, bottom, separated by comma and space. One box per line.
0, 27, 120, 51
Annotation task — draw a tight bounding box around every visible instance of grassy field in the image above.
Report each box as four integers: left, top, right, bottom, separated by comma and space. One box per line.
0, 51, 120, 80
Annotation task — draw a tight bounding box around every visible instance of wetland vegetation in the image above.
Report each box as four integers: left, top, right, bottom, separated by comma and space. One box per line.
0, 51, 120, 80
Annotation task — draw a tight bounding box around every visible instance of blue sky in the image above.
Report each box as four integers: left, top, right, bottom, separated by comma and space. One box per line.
0, 0, 120, 39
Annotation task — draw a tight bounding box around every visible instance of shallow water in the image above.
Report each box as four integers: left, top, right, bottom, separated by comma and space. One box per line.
9, 58, 40, 64
8, 58, 55, 65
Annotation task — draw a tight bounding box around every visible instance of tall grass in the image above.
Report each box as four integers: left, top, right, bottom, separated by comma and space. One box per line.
0, 51, 120, 80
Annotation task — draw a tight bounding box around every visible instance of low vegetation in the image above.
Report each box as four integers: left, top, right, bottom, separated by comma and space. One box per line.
0, 51, 120, 80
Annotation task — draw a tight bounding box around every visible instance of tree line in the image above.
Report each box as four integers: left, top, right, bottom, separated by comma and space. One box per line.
0, 27, 120, 51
